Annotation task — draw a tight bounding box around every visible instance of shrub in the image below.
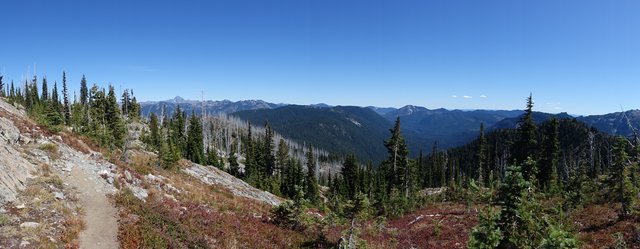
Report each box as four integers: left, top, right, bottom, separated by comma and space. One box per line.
468, 207, 501, 249
271, 201, 303, 231
539, 223, 579, 249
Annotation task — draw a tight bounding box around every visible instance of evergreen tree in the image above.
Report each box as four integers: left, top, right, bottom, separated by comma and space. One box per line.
341, 154, 359, 200
540, 118, 560, 191
44, 100, 64, 127
170, 105, 186, 156
497, 164, 529, 248
89, 85, 106, 141
611, 136, 637, 218
41, 77, 48, 101
9, 81, 15, 98
276, 138, 289, 175
468, 207, 502, 249
263, 122, 276, 176
244, 123, 256, 179
51, 81, 60, 111
121, 89, 130, 117
148, 112, 161, 150
304, 145, 320, 204
24, 79, 32, 109
62, 71, 71, 124
477, 123, 488, 186
106, 85, 125, 148
186, 111, 205, 164
228, 143, 240, 176
515, 93, 538, 180
80, 74, 88, 106
0, 75, 4, 97
159, 138, 180, 170
539, 224, 579, 249
129, 95, 141, 119
383, 117, 410, 197
30, 75, 39, 105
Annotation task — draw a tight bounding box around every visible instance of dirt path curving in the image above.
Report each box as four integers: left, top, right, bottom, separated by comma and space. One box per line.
67, 166, 118, 249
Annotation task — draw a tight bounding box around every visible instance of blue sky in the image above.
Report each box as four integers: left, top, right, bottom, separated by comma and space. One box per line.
1, 0, 638, 115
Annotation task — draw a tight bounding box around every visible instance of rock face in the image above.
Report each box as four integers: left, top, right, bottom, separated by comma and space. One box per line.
184, 163, 283, 206
0, 101, 36, 204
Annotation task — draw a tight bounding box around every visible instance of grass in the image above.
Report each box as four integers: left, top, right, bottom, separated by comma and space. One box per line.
0, 214, 10, 226
38, 143, 60, 160
0, 163, 84, 248
60, 216, 85, 247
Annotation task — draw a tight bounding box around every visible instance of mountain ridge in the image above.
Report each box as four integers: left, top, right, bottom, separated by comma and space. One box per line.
141, 97, 640, 162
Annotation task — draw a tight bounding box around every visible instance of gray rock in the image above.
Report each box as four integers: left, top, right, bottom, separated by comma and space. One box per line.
54, 192, 65, 200
183, 164, 282, 206
20, 240, 31, 248
128, 185, 148, 200
146, 174, 160, 182
51, 135, 62, 142
124, 171, 133, 182
20, 222, 40, 229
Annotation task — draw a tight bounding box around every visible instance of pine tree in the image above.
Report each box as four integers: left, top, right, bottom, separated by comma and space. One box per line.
540, 118, 560, 191
30, 75, 39, 105
497, 164, 529, 248
106, 85, 125, 148
304, 145, 320, 204
515, 93, 538, 180
228, 143, 240, 176
170, 105, 186, 156
80, 75, 88, 106
383, 117, 410, 197
477, 123, 488, 186
342, 154, 359, 200
186, 111, 205, 164
276, 138, 289, 175
611, 136, 637, 218
148, 112, 161, 150
62, 71, 71, 124
0, 75, 4, 97
263, 122, 276, 176
159, 138, 180, 170
129, 95, 141, 119
121, 89, 130, 117
41, 77, 48, 101
44, 100, 63, 127
244, 123, 256, 179
51, 81, 60, 108
9, 81, 15, 98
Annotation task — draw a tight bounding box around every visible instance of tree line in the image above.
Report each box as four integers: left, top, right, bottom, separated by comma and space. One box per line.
1, 72, 141, 150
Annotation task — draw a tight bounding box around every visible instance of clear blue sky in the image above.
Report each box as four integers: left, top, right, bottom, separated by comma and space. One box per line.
1, 0, 638, 115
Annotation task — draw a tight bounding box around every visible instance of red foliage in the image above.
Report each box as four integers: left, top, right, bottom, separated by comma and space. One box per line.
362, 203, 479, 249
573, 203, 640, 248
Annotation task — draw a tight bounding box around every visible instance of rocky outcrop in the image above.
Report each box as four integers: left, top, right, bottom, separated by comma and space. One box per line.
0, 101, 36, 204
184, 163, 283, 206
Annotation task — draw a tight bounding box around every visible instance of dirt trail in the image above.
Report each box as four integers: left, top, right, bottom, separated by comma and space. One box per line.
67, 166, 118, 249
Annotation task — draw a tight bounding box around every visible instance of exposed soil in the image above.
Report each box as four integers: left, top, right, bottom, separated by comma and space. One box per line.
67, 166, 118, 249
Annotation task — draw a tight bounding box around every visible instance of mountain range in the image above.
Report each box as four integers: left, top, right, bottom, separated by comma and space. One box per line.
141, 97, 640, 162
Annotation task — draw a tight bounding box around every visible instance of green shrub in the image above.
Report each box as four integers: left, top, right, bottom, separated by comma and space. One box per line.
468, 207, 501, 249
539, 224, 579, 249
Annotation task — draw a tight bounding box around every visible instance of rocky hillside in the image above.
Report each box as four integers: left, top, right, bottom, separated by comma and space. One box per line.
0, 98, 290, 248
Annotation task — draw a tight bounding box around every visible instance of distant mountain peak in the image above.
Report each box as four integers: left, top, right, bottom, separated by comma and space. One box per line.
172, 96, 185, 103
